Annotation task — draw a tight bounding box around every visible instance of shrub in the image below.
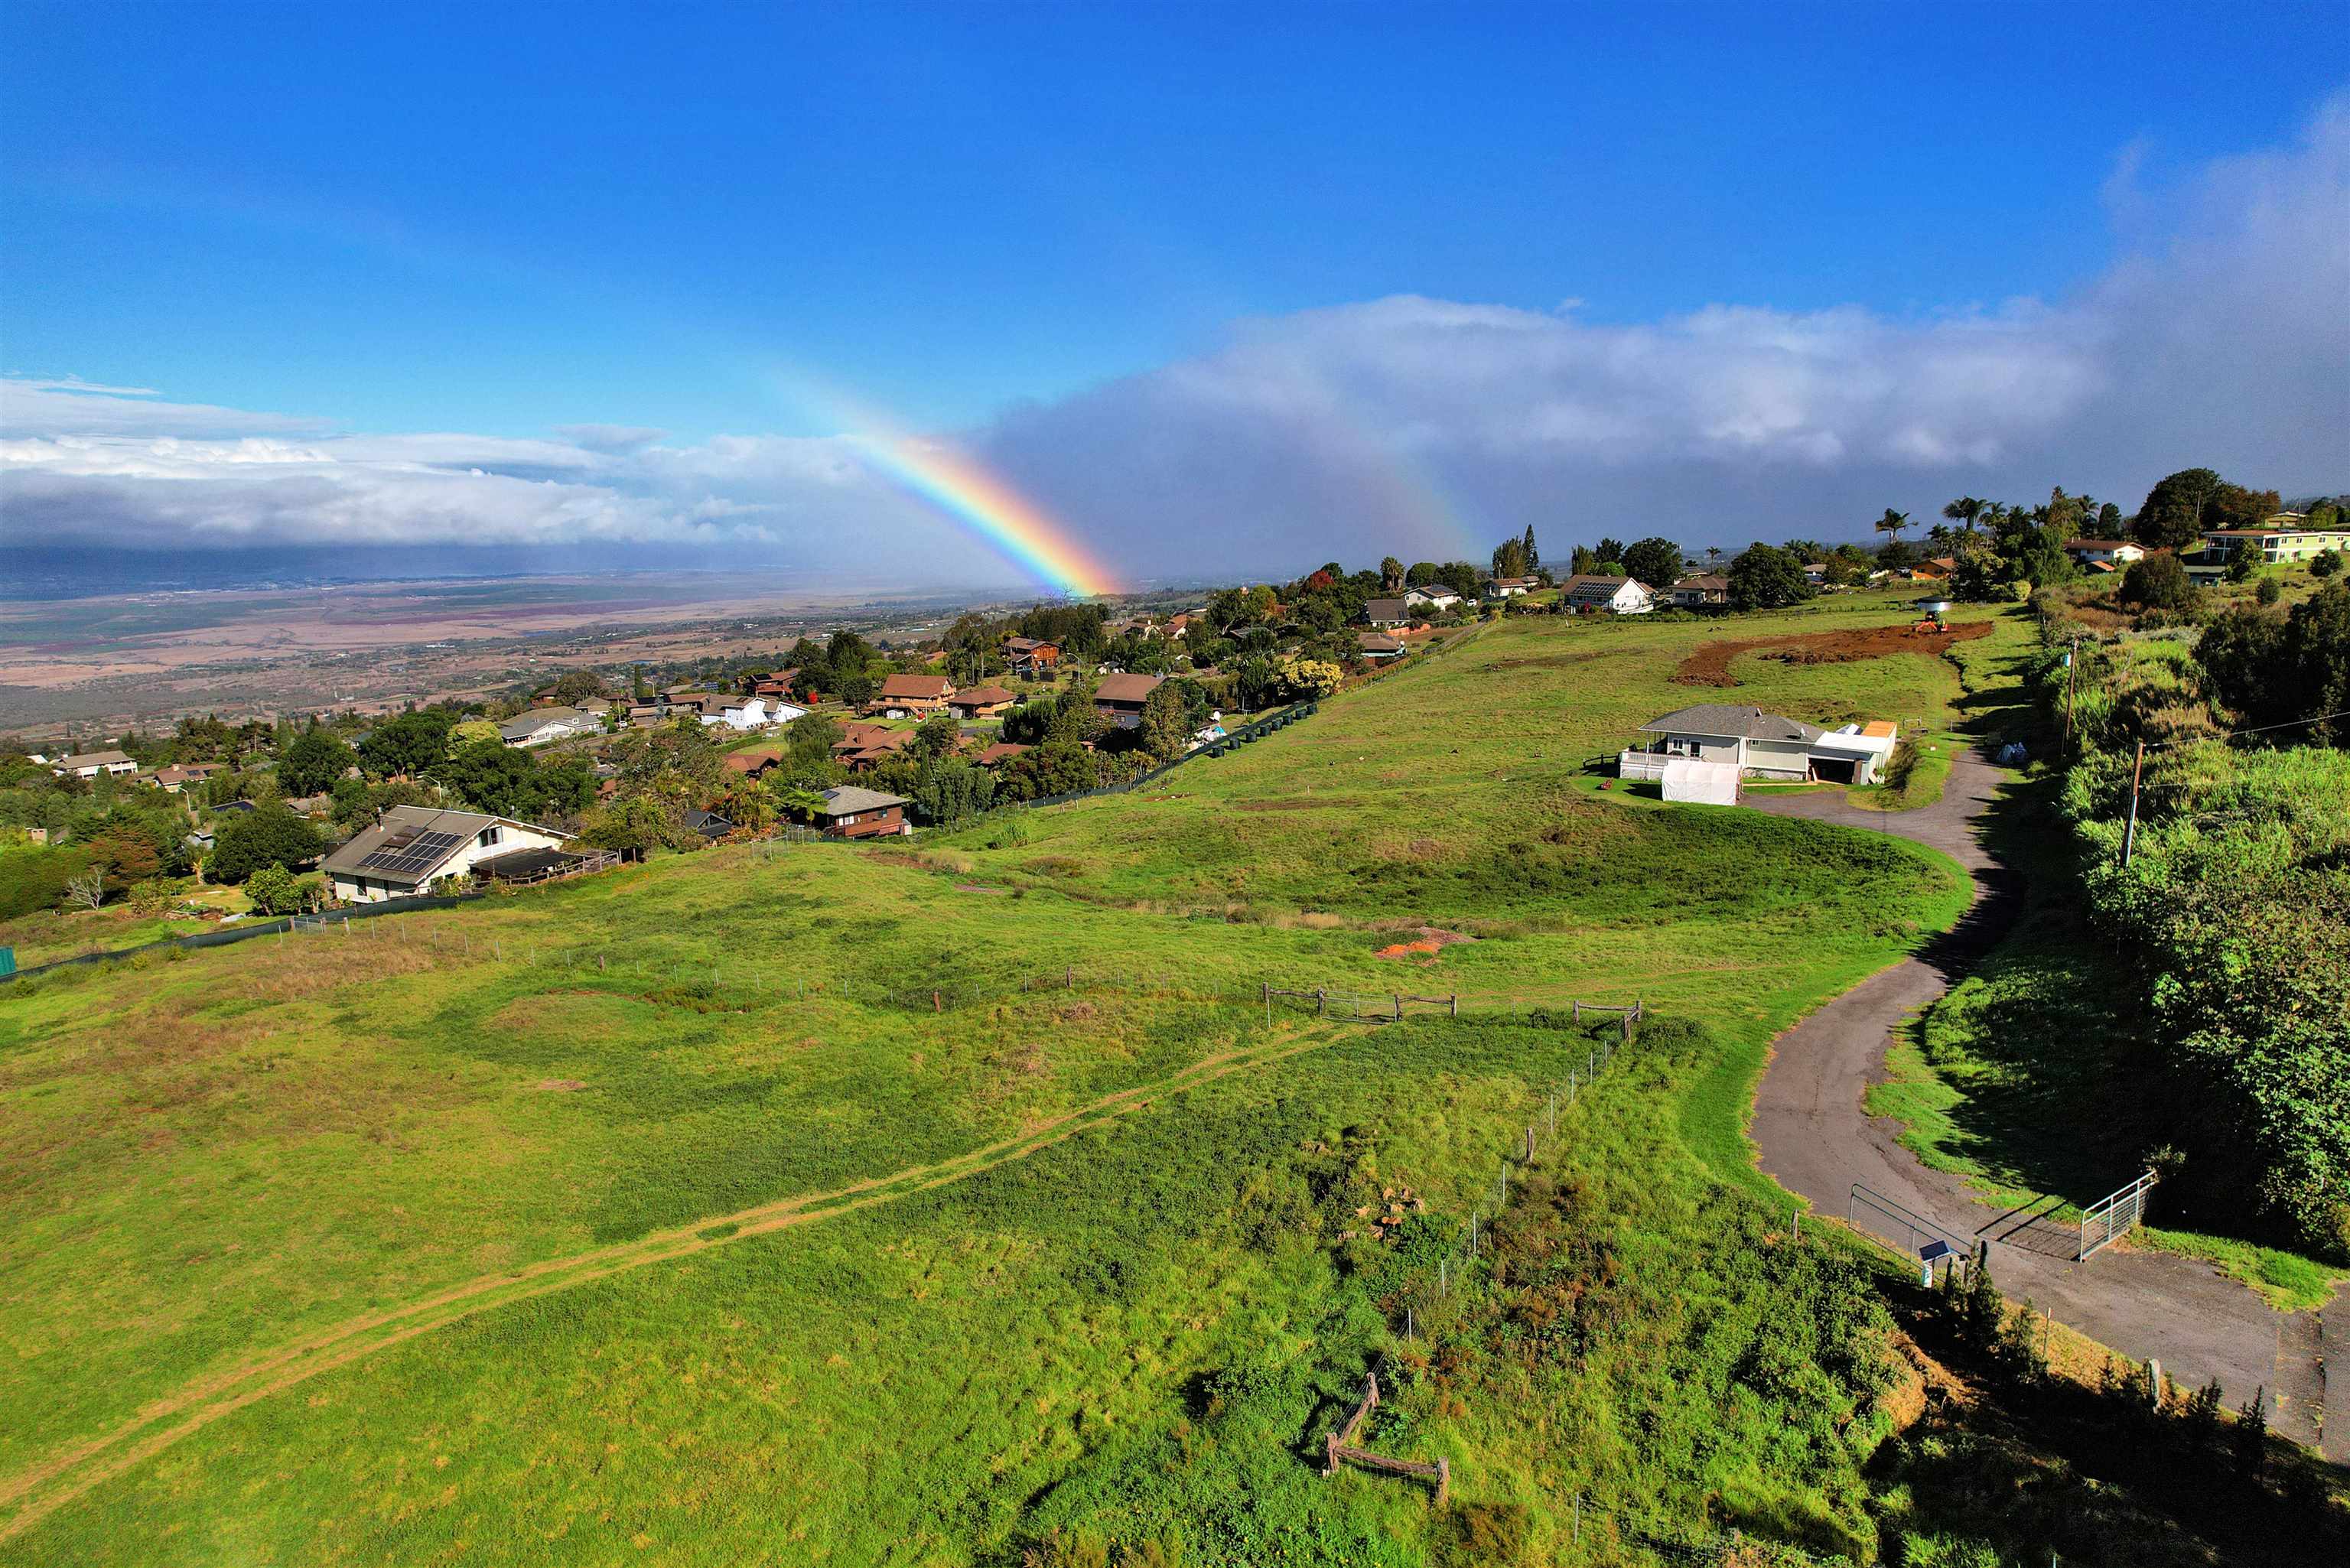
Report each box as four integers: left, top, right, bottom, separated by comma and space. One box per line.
207, 804, 326, 883
2119, 554, 2198, 610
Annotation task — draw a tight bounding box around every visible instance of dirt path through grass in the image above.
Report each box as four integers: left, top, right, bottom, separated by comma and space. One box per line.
1746, 753, 2341, 1459
0, 1021, 1359, 1543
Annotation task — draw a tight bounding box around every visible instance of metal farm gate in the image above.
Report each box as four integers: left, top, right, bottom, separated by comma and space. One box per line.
2078, 1170, 2157, 1261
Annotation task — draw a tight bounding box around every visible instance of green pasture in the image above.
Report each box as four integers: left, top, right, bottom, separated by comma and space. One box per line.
2, 593, 2012, 1559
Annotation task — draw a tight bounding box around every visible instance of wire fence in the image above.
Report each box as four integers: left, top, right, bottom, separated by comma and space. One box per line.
1554, 1492, 1849, 1565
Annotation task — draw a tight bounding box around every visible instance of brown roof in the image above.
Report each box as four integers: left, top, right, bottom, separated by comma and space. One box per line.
1357, 633, 1404, 652
976, 742, 1030, 765
723, 747, 785, 775
950, 684, 1017, 707
1093, 672, 1164, 706
877, 674, 953, 701
832, 723, 908, 753
1004, 637, 1057, 653
1671, 574, 1730, 590
2066, 538, 2135, 550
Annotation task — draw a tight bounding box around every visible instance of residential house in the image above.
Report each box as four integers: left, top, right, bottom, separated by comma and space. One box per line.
867, 675, 956, 718
498, 706, 603, 747
1909, 557, 1957, 581
1004, 637, 1060, 675
809, 786, 910, 839
1624, 704, 1898, 786
753, 670, 801, 700
975, 741, 1030, 766
320, 805, 571, 904
946, 684, 1017, 720
2065, 538, 2147, 568
832, 722, 913, 771
711, 694, 801, 730
1404, 585, 1463, 612
1162, 613, 1197, 639
682, 808, 734, 841
1356, 632, 1406, 662
1667, 574, 1730, 608
2196, 525, 2350, 566
627, 703, 667, 729
1363, 597, 1411, 627
1482, 577, 1537, 599
142, 763, 209, 792
1092, 672, 1164, 728
1558, 575, 1655, 614
49, 750, 139, 779
722, 746, 784, 779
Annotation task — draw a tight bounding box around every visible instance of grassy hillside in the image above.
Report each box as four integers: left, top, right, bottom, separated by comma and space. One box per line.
5, 593, 2153, 1563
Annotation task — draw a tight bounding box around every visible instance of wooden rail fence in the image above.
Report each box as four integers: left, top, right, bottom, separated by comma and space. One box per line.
1321, 1372, 1449, 1506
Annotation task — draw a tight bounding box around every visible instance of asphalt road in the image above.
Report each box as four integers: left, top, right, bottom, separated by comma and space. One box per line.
1746, 749, 2343, 1461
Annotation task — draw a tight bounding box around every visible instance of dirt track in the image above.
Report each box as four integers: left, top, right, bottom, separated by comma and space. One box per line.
0, 1023, 1356, 1542
1674, 620, 1992, 687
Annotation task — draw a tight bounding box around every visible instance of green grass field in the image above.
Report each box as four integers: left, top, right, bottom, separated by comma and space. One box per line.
0, 595, 2063, 1562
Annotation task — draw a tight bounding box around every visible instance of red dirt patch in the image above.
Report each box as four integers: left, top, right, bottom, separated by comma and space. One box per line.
532, 1079, 587, 1092
1673, 620, 1992, 688
1374, 926, 1476, 960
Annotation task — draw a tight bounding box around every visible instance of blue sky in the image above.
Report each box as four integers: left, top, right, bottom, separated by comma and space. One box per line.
3, 3, 2346, 587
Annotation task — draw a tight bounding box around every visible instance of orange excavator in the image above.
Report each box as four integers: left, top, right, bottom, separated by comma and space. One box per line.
1909, 602, 1949, 636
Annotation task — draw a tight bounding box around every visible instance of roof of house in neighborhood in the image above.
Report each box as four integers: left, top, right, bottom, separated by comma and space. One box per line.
1860, 721, 1899, 738
1364, 597, 1408, 621
1093, 672, 1164, 705
1640, 704, 1824, 743
832, 722, 906, 751
1671, 574, 1730, 591
815, 786, 909, 817
320, 804, 567, 886
497, 706, 596, 740
1559, 574, 1641, 594
53, 750, 134, 768
722, 747, 784, 774
951, 684, 1017, 706
1357, 633, 1404, 653
682, 808, 734, 838
2066, 538, 2137, 550
975, 742, 1030, 766
877, 674, 954, 701
1004, 636, 1057, 652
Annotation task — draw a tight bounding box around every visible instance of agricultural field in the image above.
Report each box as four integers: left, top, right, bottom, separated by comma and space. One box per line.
16, 591, 2319, 1565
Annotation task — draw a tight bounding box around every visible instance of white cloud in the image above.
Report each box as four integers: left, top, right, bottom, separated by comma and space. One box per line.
3, 95, 2344, 582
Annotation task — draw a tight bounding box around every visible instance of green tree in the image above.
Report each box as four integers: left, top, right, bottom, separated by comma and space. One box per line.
435, 740, 537, 818
1726, 542, 1812, 610
1942, 496, 1985, 537
1136, 682, 1193, 765
357, 711, 454, 778
2312, 548, 2342, 580
550, 670, 606, 707
242, 864, 312, 916
278, 729, 357, 797
1378, 556, 1404, 593
2118, 552, 2198, 610
1621, 538, 1684, 589
1519, 525, 1539, 573
208, 804, 325, 884
1873, 509, 1911, 551
2096, 501, 2125, 535
2132, 468, 2228, 550
1490, 535, 1529, 580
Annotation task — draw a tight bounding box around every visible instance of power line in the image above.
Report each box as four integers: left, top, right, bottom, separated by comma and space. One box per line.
2140, 708, 2350, 753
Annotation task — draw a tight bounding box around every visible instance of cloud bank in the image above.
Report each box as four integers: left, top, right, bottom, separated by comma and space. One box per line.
5, 96, 2345, 587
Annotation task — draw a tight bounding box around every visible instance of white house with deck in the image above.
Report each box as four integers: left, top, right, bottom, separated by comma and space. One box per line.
1623, 704, 1899, 786
320, 805, 572, 903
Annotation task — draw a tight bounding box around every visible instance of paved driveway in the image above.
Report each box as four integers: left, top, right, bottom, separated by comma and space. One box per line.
1746, 751, 2342, 1460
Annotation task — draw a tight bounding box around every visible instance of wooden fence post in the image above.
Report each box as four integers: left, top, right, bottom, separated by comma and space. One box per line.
1448, 993, 1457, 1018
1317, 988, 1326, 1017
1392, 993, 1402, 1021
1434, 1457, 1450, 1508
1525, 1126, 1534, 1162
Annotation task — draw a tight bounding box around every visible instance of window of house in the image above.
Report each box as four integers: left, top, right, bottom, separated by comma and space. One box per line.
477, 826, 502, 848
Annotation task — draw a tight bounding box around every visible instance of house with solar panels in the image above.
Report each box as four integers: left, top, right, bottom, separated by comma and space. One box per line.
321, 805, 573, 904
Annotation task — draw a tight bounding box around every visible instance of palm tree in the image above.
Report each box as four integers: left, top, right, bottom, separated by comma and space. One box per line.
1704, 545, 1723, 571
1875, 509, 1912, 548
772, 783, 829, 825
1942, 496, 1984, 538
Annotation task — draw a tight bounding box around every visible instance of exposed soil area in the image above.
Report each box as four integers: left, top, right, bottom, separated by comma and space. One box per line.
1673, 620, 1993, 688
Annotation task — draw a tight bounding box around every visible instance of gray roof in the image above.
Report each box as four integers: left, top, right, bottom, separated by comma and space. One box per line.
1364, 597, 1408, 621
498, 705, 597, 741
54, 750, 134, 768
321, 804, 567, 885
1640, 704, 1824, 743
816, 786, 910, 816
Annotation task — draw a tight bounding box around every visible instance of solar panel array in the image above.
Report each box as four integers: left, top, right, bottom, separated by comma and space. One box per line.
356, 828, 464, 877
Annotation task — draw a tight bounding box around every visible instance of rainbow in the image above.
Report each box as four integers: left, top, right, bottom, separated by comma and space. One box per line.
846, 429, 1120, 598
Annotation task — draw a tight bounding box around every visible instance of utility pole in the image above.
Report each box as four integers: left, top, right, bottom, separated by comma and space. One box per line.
2121, 740, 2147, 867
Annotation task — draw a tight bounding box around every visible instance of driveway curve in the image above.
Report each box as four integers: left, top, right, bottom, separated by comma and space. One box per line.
1746, 750, 2342, 1460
